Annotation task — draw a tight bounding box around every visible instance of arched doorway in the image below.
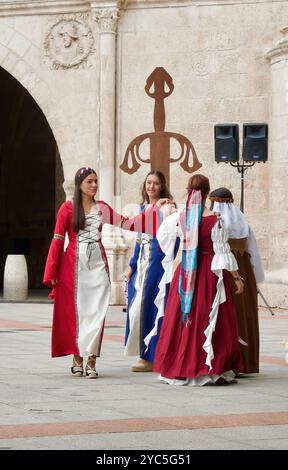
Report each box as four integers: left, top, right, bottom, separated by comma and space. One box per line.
0, 67, 65, 292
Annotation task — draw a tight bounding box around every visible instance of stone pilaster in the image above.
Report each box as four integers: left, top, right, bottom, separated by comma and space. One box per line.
92, 4, 121, 208
92, 1, 128, 304
263, 28, 288, 306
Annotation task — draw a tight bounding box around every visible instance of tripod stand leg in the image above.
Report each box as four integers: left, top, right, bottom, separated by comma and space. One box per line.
257, 287, 275, 316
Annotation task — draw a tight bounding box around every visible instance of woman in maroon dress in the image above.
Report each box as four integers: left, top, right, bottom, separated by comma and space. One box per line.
153, 174, 244, 385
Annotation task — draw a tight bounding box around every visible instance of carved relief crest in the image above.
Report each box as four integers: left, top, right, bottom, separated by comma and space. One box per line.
44, 18, 94, 69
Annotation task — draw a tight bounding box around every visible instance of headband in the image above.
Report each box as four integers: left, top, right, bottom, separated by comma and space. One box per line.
209, 196, 233, 203
75, 167, 96, 184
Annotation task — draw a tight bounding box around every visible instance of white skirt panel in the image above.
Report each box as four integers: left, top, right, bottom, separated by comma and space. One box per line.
124, 248, 150, 357
76, 242, 111, 357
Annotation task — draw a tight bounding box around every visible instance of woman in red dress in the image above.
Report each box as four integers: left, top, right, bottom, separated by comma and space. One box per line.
43, 167, 162, 378
153, 174, 244, 385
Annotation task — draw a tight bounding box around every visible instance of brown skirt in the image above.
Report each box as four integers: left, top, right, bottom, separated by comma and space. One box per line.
228, 239, 259, 373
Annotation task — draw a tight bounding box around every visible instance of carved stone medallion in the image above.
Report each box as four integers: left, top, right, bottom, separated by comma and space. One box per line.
44, 18, 94, 69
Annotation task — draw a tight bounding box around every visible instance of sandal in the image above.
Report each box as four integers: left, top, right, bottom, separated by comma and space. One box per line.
71, 356, 83, 377
85, 354, 99, 379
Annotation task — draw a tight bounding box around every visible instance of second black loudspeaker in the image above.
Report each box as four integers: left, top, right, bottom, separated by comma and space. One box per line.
214, 124, 239, 162
243, 123, 268, 162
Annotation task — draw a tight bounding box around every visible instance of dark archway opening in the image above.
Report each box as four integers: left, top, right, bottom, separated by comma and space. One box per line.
0, 67, 65, 292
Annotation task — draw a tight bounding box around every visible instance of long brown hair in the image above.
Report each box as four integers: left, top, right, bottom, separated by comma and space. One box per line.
140, 170, 173, 205
187, 174, 210, 206
72, 167, 97, 232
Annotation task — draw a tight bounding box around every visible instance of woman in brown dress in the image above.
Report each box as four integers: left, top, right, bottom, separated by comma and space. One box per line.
209, 187, 264, 374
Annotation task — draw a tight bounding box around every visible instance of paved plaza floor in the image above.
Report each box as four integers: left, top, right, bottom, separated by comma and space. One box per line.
0, 299, 287, 452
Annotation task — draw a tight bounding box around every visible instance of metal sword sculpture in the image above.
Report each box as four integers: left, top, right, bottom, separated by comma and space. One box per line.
120, 67, 202, 186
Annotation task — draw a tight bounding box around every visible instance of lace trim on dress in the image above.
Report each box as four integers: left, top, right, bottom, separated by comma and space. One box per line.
204, 218, 238, 371
78, 209, 103, 270
144, 212, 181, 351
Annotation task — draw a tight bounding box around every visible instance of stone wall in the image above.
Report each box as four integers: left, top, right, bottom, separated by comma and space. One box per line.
0, 0, 287, 305
0, 4, 100, 196
117, 0, 288, 306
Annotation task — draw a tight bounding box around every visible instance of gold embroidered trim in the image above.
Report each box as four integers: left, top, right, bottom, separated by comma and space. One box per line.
54, 233, 65, 241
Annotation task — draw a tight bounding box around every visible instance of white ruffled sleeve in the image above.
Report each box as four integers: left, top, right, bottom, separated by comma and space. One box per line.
157, 211, 181, 277
211, 218, 238, 273
144, 212, 181, 350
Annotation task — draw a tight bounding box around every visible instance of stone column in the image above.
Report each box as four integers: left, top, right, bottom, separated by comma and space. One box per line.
92, 1, 128, 304
92, 4, 119, 209
264, 28, 288, 307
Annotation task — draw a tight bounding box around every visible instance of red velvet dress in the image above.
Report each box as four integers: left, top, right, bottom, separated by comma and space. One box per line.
153, 215, 243, 381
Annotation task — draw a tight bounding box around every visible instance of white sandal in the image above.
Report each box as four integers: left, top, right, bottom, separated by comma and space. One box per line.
85, 355, 98, 379
71, 356, 83, 377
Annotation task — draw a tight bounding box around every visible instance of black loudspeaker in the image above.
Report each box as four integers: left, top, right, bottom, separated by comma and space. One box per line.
243, 123, 268, 162
214, 124, 239, 162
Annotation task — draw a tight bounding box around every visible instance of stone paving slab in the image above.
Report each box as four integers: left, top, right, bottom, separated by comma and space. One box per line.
0, 302, 287, 451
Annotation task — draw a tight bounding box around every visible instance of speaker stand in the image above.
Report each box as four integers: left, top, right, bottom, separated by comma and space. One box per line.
229, 161, 255, 213
257, 287, 275, 316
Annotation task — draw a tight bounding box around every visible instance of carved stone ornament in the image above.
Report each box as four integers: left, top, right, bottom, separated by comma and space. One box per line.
44, 18, 94, 69
92, 8, 121, 33
266, 26, 288, 64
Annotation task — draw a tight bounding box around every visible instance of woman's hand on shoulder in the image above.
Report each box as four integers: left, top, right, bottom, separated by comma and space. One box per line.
156, 198, 173, 208
160, 202, 177, 217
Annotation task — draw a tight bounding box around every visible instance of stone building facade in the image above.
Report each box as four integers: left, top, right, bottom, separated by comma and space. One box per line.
0, 0, 287, 306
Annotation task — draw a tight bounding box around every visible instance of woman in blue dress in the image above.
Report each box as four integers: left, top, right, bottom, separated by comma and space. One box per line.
124, 171, 179, 372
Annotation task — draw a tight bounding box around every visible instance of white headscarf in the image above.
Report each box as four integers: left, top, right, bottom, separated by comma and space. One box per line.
213, 202, 249, 239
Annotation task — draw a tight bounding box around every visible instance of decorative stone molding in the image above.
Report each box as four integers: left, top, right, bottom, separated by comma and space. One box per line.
0, 1, 90, 17
0, 0, 279, 18
107, 0, 278, 7
44, 16, 94, 69
91, 0, 128, 33
266, 27, 288, 64
92, 7, 122, 33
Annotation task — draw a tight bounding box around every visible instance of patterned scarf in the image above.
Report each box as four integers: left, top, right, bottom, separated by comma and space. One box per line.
178, 189, 202, 323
